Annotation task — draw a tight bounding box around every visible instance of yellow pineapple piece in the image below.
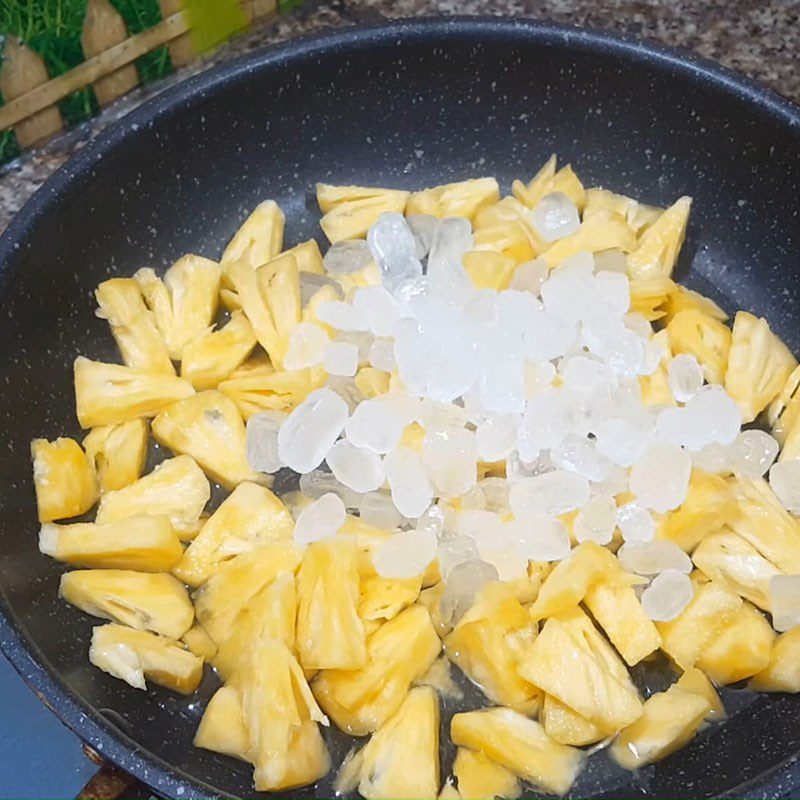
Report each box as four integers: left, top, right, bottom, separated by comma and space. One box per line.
194, 684, 249, 759
354, 367, 391, 398
82, 419, 148, 493
675, 667, 725, 720
656, 576, 742, 670
31, 437, 98, 522
768, 364, 800, 451
222, 200, 285, 270
74, 356, 194, 428
219, 364, 326, 419
472, 197, 544, 263
541, 694, 604, 746
337, 515, 394, 576
724, 311, 797, 423
173, 481, 293, 587
462, 250, 517, 290
95, 278, 174, 374
152, 390, 258, 489
451, 747, 521, 800
750, 628, 800, 692
358, 574, 422, 621
285, 238, 324, 274
445, 582, 539, 711
335, 686, 440, 800
780, 420, 800, 461
414, 655, 463, 700
691, 529, 780, 612
663, 284, 728, 323
228, 352, 273, 378
639, 329, 676, 406
451, 707, 585, 796
181, 623, 217, 661
629, 277, 677, 321
312, 604, 441, 735
626, 196, 692, 280
316, 184, 409, 242
406, 177, 500, 220
610, 684, 710, 770
666, 309, 731, 385
39, 514, 181, 571
512, 156, 586, 211
90, 623, 203, 693
96, 454, 209, 538
541, 210, 638, 270
727, 475, 800, 572
582, 187, 662, 233
60, 569, 193, 639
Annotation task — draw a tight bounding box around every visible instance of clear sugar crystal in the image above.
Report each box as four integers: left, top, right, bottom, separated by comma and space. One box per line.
293, 492, 346, 544
641, 569, 694, 622
326, 439, 385, 493
574, 494, 617, 545
769, 575, 800, 632
283, 322, 329, 370
509, 470, 590, 517
616, 502, 656, 543
532, 192, 581, 242
769, 459, 800, 513
384, 445, 433, 519
732, 430, 779, 478
245, 410, 286, 474
617, 540, 692, 575
373, 530, 438, 578
630, 441, 692, 512
323, 239, 373, 275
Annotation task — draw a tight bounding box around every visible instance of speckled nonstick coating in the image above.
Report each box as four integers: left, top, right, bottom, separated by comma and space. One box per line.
1, 16, 799, 800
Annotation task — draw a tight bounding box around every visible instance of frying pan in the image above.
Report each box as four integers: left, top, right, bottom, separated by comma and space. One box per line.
1, 15, 799, 800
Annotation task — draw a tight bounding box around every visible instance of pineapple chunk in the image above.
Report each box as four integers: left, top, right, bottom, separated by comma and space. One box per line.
750, 628, 800, 692
610, 684, 710, 770
193, 540, 302, 645
354, 367, 391, 399
658, 470, 733, 552
222, 200, 285, 269
451, 747, 521, 800
656, 576, 743, 670
451, 707, 585, 796
96, 454, 209, 539
779, 420, 800, 461
39, 514, 182, 571
727, 475, 800, 573
90, 623, 202, 694
663, 284, 728, 323
639, 329, 676, 406
358, 574, 422, 621
768, 363, 800, 444
60, 569, 193, 639
335, 686, 440, 800
31, 437, 98, 522
181, 623, 217, 660
629, 277, 676, 321
173, 481, 293, 587
414, 656, 463, 700
724, 311, 797, 423
134, 256, 221, 360
541, 694, 603, 746
95, 278, 174, 374
472, 197, 544, 263
462, 250, 517, 290
194, 684, 249, 759
74, 356, 194, 428
180, 311, 257, 390
666, 309, 731, 385
316, 184, 410, 242
582, 187, 662, 233
285, 239, 324, 275
296, 538, 366, 670
692, 529, 781, 612
541, 210, 638, 269
675, 667, 725, 720
219, 364, 326, 419
626, 196, 692, 280
697, 601, 774, 684
312, 604, 441, 735
406, 177, 500, 220
584, 580, 662, 666
82, 419, 148, 493
518, 608, 642, 734
512, 156, 586, 211
445, 582, 539, 711
152, 390, 258, 489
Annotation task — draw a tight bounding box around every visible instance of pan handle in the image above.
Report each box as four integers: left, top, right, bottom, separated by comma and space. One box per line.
76, 751, 150, 800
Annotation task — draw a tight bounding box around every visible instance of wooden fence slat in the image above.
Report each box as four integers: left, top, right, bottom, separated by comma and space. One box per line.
239, 0, 277, 23
0, 38, 64, 148
158, 0, 194, 67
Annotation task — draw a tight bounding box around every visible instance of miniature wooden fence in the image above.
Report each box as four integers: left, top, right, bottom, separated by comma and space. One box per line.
0, 0, 278, 150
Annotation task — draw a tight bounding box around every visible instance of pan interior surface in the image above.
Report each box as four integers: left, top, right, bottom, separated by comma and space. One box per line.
1, 17, 799, 800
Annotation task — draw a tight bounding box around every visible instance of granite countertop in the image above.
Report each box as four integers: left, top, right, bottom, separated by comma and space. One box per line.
0, 0, 798, 234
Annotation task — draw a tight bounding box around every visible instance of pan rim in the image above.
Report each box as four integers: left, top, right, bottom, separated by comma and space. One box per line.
1, 15, 799, 800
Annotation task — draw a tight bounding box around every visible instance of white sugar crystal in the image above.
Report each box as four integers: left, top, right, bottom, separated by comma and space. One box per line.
691, 442, 734, 475
438, 535, 480, 577
551, 434, 611, 482
440, 559, 499, 625
299, 272, 343, 306
640, 336, 666, 375
769, 575, 800, 632
299, 470, 360, 507
384, 446, 433, 518
562, 356, 617, 395
524, 309, 577, 360
582, 316, 646, 376
479, 478, 512, 514
406, 214, 438, 259
732, 430, 779, 478
476, 415, 518, 461
337, 330, 373, 364
480, 357, 525, 414
532, 192, 581, 242
357, 491, 405, 529
641, 569, 694, 621
246, 410, 286, 474
460, 484, 487, 511
479, 548, 529, 581
367, 212, 423, 291
496, 291, 542, 337
594, 271, 630, 317
278, 388, 349, 473
323, 341, 359, 377
525, 360, 557, 397
326, 439, 385, 493
591, 465, 629, 497
352, 286, 402, 337
283, 322, 328, 370
617, 540, 692, 576
373, 530, 438, 578
423, 428, 477, 498
393, 317, 430, 395
541, 260, 596, 323
593, 248, 628, 274
616, 502, 656, 543
457, 509, 508, 551
510, 470, 590, 517
316, 300, 370, 332
510, 259, 549, 295
769, 460, 800, 513
416, 504, 445, 537
517, 391, 569, 461
574, 494, 617, 545
593, 417, 651, 468
506, 512, 571, 561
418, 398, 468, 433
668, 353, 704, 402
625, 312, 654, 340
506, 451, 546, 482
368, 336, 396, 372
293, 492, 346, 544
657, 386, 741, 451
427, 217, 475, 299
630, 441, 692, 512
426, 341, 481, 403
346, 396, 411, 454
327, 375, 365, 414
323, 239, 373, 275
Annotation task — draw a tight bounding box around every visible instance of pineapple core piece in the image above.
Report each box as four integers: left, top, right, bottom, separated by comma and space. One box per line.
406, 178, 500, 220
750, 628, 800, 693
82, 419, 148, 493
90, 623, 203, 694
94, 278, 174, 375
451, 747, 521, 800
151, 390, 259, 489
450, 707, 585, 797
60, 569, 193, 639
296, 538, 366, 671
316, 184, 410, 243
73, 356, 194, 428
134, 255, 222, 360
462, 250, 517, 291
541, 694, 604, 747
31, 437, 98, 522
610, 684, 710, 770
312, 604, 441, 736
675, 667, 725, 720
626, 196, 692, 280
666, 309, 731, 385
173, 481, 293, 587
39, 514, 182, 572
96, 454, 209, 539
336, 686, 440, 800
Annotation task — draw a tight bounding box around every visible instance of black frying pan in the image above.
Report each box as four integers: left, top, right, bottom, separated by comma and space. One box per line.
1, 16, 799, 800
